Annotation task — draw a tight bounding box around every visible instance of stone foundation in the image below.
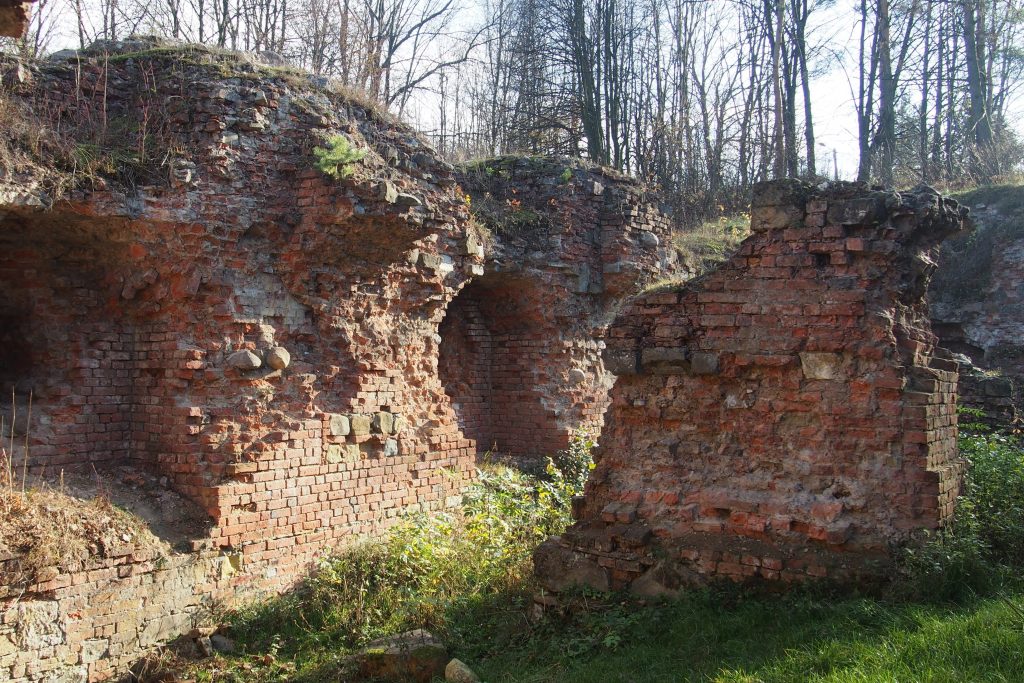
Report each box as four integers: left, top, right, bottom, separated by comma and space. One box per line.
535, 181, 969, 594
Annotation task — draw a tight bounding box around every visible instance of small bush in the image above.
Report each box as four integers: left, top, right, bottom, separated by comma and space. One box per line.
215, 434, 595, 677
899, 422, 1024, 601
312, 135, 367, 179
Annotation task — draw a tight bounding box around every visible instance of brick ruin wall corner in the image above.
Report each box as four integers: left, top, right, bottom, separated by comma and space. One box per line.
0, 0, 33, 38
535, 180, 970, 595
0, 50, 680, 680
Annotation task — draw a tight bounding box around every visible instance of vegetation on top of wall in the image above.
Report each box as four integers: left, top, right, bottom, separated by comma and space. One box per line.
0, 482, 159, 587
953, 184, 1024, 228
672, 212, 751, 275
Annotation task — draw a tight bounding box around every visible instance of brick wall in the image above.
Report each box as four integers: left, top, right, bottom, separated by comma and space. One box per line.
0, 42, 486, 680
0, 46, 678, 679
0, 546, 232, 682
535, 181, 969, 594
441, 158, 679, 464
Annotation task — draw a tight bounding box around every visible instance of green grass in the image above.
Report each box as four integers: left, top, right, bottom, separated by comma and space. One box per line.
177, 428, 1024, 683
472, 591, 1024, 683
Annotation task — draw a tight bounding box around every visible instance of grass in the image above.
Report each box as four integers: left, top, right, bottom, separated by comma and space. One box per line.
170, 426, 1024, 683
673, 213, 751, 274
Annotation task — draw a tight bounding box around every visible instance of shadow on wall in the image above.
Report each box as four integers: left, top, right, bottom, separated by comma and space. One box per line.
438, 272, 570, 465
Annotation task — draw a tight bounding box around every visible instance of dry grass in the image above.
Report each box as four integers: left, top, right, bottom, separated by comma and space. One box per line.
0, 478, 159, 586
673, 212, 751, 274
0, 400, 161, 586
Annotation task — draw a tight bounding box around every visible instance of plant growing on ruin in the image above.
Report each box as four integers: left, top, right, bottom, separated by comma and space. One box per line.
313, 135, 367, 180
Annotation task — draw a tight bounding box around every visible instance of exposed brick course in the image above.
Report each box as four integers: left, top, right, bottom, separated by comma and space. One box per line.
535, 181, 969, 593
440, 158, 677, 463
0, 49, 676, 679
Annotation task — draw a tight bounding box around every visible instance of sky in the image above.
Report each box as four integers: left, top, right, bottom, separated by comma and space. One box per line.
22, 0, 1024, 181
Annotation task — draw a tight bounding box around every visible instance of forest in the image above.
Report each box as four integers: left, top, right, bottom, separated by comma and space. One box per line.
4, 0, 1023, 222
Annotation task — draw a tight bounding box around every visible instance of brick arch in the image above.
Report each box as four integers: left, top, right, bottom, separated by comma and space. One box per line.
438, 273, 569, 463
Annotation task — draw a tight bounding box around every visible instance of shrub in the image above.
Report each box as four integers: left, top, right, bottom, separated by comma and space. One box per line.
312, 135, 367, 179
899, 423, 1024, 601
220, 434, 595, 674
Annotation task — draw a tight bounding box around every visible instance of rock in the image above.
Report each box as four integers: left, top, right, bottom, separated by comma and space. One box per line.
799, 352, 844, 380
377, 180, 399, 203
328, 413, 351, 437
210, 634, 235, 654
196, 635, 213, 657
350, 414, 372, 436
568, 368, 587, 384
48, 49, 82, 61
255, 50, 288, 66
372, 411, 394, 434
445, 658, 481, 683
396, 192, 423, 207
227, 350, 262, 371
356, 629, 448, 683
639, 230, 660, 248
265, 346, 291, 370
383, 438, 399, 457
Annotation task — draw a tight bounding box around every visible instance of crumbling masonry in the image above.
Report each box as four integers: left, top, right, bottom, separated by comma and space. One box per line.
535, 181, 968, 593
0, 44, 674, 680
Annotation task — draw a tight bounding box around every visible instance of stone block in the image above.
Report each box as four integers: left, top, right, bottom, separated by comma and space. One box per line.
226, 350, 262, 370
372, 412, 394, 434
799, 352, 844, 380
265, 346, 291, 370
689, 352, 719, 375
350, 415, 372, 436
328, 414, 351, 437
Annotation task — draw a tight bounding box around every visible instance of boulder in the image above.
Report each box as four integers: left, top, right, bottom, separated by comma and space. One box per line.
445, 658, 481, 683
227, 350, 262, 371
355, 629, 448, 683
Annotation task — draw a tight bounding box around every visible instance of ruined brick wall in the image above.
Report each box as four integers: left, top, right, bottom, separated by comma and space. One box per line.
441, 157, 678, 463
0, 0, 33, 37
1, 42, 485, 679
930, 187, 1024, 427
0, 45, 678, 679
0, 545, 232, 682
535, 181, 968, 593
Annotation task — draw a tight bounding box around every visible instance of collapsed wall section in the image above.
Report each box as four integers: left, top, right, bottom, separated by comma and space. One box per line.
535, 181, 968, 593
929, 186, 1024, 427
441, 157, 678, 463
1, 41, 484, 680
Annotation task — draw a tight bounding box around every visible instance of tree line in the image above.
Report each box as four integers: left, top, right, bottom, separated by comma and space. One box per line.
5, 0, 1023, 223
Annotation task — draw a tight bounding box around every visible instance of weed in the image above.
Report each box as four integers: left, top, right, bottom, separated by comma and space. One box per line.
312, 135, 367, 180
182, 430, 1024, 683
177, 434, 594, 680
673, 212, 751, 274
897, 422, 1024, 601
